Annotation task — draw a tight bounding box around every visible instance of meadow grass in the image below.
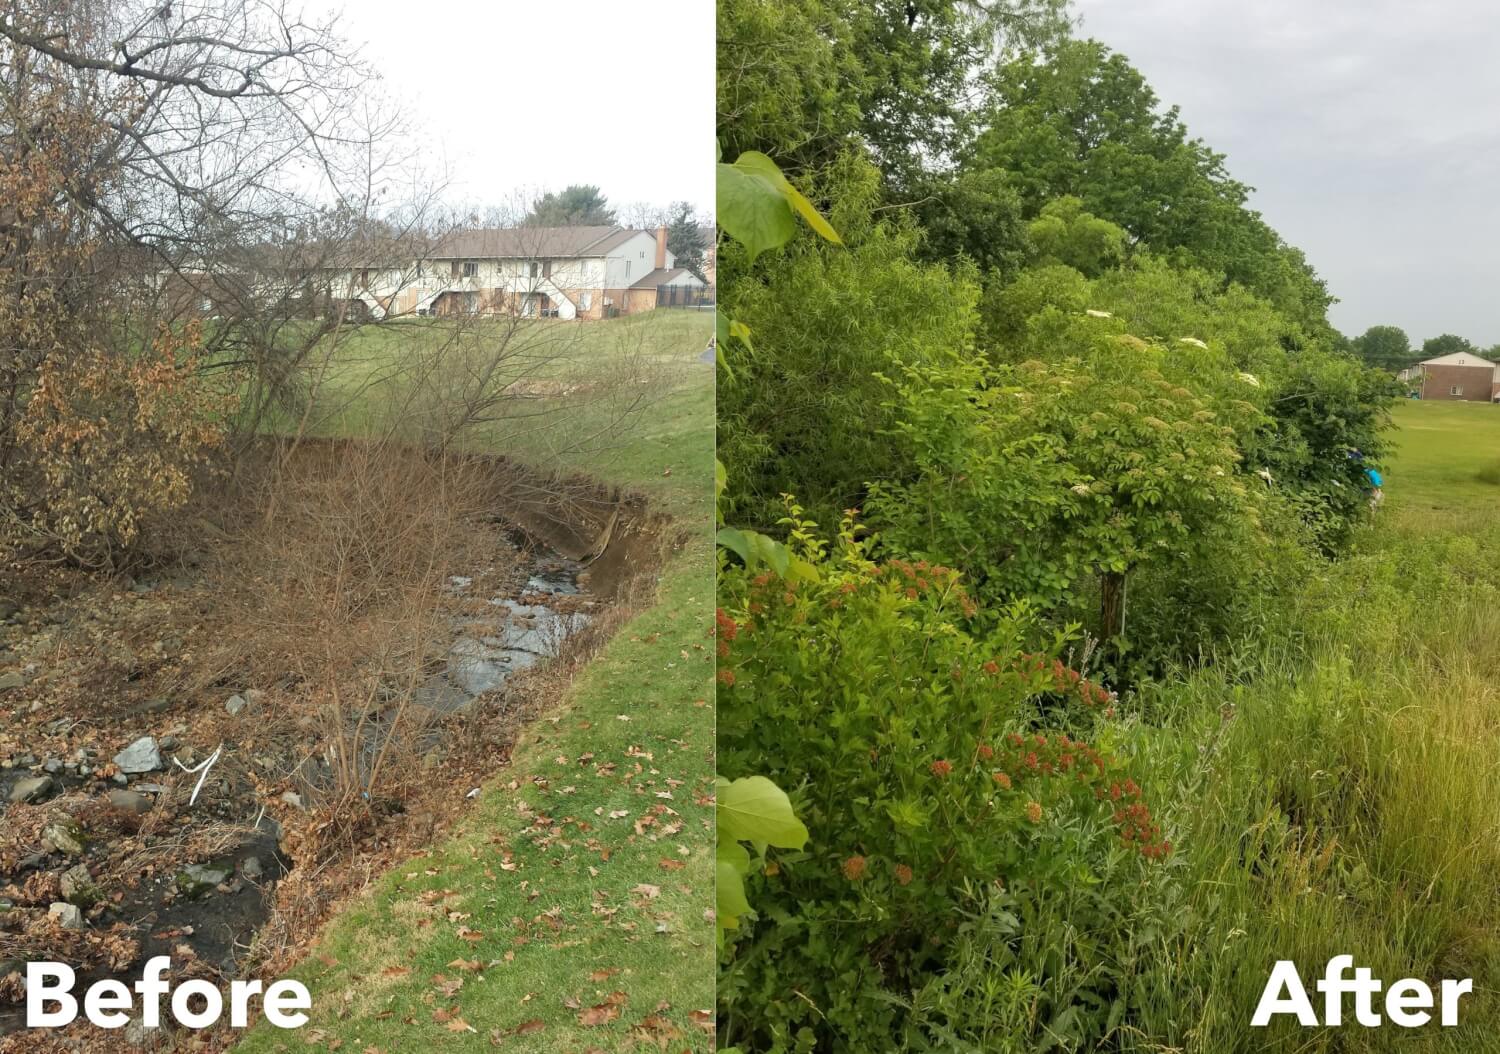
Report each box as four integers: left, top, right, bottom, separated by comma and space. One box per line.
1110, 397, 1500, 1051
237, 310, 715, 1053
1386, 399, 1500, 522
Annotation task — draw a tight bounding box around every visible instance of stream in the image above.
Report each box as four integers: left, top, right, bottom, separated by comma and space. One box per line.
0, 537, 598, 1039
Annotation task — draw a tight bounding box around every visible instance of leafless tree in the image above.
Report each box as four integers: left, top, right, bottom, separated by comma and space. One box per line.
2, 0, 680, 565
287, 194, 675, 468
0, 0, 419, 555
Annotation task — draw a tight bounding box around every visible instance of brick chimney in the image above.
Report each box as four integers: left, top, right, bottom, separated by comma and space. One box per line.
654, 224, 668, 269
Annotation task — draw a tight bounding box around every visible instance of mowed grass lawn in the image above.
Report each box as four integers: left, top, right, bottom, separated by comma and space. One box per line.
287, 311, 712, 492
1386, 398, 1500, 525
237, 310, 715, 1053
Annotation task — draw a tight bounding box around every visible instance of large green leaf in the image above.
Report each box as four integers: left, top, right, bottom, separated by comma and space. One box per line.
732, 152, 842, 246
717, 158, 794, 262
715, 840, 753, 948
715, 526, 790, 577
728, 319, 754, 353
717, 151, 841, 261
717, 776, 809, 848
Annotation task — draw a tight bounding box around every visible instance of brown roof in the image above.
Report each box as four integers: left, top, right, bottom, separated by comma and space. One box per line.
588, 228, 645, 254
631, 267, 695, 289
430, 225, 646, 260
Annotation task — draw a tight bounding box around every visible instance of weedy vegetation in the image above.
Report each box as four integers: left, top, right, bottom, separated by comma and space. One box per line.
715, 2, 1499, 1051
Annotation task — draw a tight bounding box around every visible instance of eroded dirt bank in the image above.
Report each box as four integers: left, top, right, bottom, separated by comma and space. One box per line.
0, 440, 675, 1051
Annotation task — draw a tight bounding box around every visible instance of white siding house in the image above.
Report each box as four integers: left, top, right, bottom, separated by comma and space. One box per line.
323, 225, 690, 321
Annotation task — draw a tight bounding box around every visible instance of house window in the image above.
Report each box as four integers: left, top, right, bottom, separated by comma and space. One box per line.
528, 261, 539, 278
625, 260, 631, 277
461, 261, 477, 278
542, 260, 552, 278
1451, 385, 1464, 396
580, 292, 592, 311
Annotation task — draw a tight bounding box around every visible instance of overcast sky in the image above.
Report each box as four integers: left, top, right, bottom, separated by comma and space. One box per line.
336, 0, 713, 223
1073, 0, 1500, 346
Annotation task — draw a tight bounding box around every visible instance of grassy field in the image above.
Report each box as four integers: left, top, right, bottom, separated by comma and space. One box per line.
237, 310, 715, 1053
1105, 395, 1500, 1050
276, 311, 712, 495
1386, 399, 1500, 523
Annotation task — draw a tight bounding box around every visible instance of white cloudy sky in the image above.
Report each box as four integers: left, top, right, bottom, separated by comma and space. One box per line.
335, 0, 713, 221
1072, 0, 1500, 345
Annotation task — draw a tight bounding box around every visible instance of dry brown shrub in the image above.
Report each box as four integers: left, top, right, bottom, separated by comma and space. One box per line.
198, 439, 513, 846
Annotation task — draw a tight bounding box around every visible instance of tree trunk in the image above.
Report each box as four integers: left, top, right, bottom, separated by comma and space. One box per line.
1100, 569, 1127, 642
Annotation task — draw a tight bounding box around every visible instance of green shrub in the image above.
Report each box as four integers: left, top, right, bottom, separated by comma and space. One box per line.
716, 152, 982, 530
981, 252, 1400, 554
866, 338, 1264, 674
716, 511, 1176, 1051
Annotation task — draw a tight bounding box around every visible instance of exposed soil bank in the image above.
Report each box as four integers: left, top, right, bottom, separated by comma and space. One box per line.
0, 440, 670, 1050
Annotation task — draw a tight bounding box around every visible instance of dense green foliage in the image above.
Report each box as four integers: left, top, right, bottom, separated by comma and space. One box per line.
1352, 324, 1415, 370
718, 516, 1176, 1051
867, 337, 1272, 663
716, 2, 1411, 1048
971, 41, 1333, 332
716, 0, 1068, 177
718, 155, 982, 528
1420, 332, 1480, 360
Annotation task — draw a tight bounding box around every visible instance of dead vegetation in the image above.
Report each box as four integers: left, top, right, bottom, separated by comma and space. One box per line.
0, 431, 676, 1051
0, 3, 694, 1047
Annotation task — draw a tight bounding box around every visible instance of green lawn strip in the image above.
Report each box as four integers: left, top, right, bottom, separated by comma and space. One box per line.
236, 545, 714, 1054
1387, 399, 1500, 521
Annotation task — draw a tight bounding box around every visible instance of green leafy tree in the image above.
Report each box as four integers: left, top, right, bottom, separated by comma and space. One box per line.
718, 154, 981, 529
1351, 325, 1415, 370
868, 334, 1264, 649
717, 0, 1068, 177
981, 251, 1396, 553
524, 184, 615, 226
972, 40, 1332, 331
913, 167, 1031, 278
1026, 195, 1127, 276
1421, 333, 1480, 360
980, 262, 1091, 349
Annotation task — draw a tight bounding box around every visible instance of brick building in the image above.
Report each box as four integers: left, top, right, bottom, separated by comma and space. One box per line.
1416, 352, 1500, 402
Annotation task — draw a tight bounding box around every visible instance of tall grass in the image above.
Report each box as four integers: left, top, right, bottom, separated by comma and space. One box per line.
1112, 516, 1500, 1050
